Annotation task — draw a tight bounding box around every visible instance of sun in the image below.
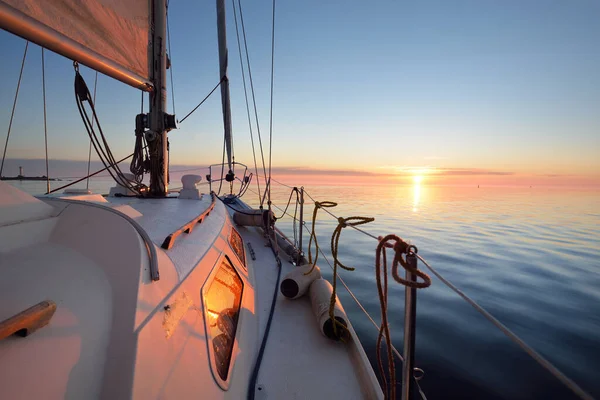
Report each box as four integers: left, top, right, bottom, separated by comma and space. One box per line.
413, 175, 423, 184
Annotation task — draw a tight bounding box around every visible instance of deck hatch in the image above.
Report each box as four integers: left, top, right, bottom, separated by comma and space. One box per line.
202, 256, 243, 387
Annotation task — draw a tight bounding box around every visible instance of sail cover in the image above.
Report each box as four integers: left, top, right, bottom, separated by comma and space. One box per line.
0, 0, 151, 90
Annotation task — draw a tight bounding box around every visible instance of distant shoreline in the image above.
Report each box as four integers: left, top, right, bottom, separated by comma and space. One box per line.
1, 176, 60, 181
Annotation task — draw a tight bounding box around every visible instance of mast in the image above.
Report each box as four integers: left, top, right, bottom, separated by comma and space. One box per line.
216, 0, 234, 177
148, 0, 170, 195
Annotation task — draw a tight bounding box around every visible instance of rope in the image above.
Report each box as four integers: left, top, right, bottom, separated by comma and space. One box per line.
73, 66, 145, 195
304, 190, 380, 241
267, 0, 276, 211
0, 41, 28, 178
246, 226, 282, 400
237, 0, 268, 198
273, 187, 299, 220
306, 201, 338, 273
47, 151, 140, 194
178, 77, 224, 124
41, 48, 50, 194
253, 181, 592, 399
85, 71, 99, 190
375, 235, 431, 400
250, 186, 411, 372
329, 216, 374, 338
379, 235, 431, 289
231, 0, 261, 205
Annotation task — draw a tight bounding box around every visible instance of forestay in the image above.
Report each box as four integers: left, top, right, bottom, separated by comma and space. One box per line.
0, 0, 151, 89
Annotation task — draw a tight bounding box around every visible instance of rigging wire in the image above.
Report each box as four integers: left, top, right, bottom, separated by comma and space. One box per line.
254, 179, 593, 399
86, 71, 99, 190
301, 187, 592, 400
415, 254, 593, 400
246, 184, 405, 362
273, 186, 299, 220
231, 0, 262, 205
41, 48, 50, 193
47, 151, 139, 194
236, 0, 268, 197
299, 219, 405, 362
0, 41, 28, 178
178, 77, 224, 124
271, 176, 295, 189
267, 0, 276, 210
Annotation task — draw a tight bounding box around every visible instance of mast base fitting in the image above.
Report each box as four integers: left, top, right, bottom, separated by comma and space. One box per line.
225, 171, 235, 182
164, 113, 177, 131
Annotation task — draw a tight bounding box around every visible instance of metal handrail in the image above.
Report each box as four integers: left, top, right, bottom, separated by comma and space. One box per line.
207, 161, 249, 193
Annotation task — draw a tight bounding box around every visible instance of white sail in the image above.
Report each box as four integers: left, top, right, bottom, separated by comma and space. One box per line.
0, 0, 151, 90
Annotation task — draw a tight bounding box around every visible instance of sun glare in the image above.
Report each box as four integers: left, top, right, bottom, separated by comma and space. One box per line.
413, 175, 423, 184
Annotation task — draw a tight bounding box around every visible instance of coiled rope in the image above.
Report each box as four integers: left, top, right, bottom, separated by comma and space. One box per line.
376, 235, 431, 400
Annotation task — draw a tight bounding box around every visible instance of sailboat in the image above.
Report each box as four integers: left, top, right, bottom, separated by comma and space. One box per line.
0, 1, 595, 400
0, 0, 388, 398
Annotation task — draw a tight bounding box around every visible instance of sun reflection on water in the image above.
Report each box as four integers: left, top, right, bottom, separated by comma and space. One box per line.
413, 180, 421, 213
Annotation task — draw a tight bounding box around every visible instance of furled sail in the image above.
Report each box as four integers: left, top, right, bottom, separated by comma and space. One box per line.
0, 0, 151, 90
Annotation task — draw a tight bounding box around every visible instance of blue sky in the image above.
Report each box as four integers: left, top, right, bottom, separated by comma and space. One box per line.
0, 0, 598, 183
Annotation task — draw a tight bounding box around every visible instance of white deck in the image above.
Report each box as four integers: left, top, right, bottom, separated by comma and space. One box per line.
0, 182, 381, 399
240, 223, 382, 399
226, 201, 381, 400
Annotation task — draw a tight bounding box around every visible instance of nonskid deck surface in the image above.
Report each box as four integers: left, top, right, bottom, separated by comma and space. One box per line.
105, 194, 223, 278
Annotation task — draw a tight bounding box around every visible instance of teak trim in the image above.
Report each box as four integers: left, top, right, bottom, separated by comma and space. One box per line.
161, 192, 217, 250
0, 300, 57, 340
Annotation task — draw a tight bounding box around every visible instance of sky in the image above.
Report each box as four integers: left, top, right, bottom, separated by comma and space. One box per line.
0, 0, 599, 187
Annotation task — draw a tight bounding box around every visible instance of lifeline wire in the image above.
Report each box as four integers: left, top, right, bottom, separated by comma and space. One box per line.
257, 180, 593, 400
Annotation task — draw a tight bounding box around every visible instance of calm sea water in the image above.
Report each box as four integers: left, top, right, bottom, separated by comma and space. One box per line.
9, 178, 600, 399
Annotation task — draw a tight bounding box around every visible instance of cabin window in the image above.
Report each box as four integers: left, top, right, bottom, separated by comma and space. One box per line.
202, 256, 243, 384
229, 227, 246, 268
